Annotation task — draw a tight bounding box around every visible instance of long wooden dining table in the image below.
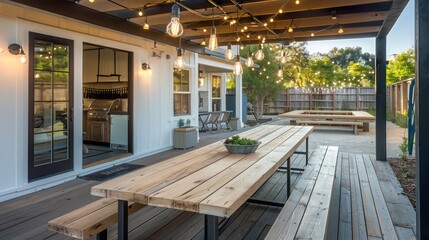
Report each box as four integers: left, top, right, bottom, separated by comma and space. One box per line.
91, 124, 313, 240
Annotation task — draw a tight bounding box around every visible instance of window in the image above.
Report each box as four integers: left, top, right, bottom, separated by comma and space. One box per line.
173, 68, 191, 116
212, 75, 221, 111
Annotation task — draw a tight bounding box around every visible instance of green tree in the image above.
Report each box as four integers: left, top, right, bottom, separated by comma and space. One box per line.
240, 44, 283, 118
327, 47, 375, 68
386, 49, 415, 84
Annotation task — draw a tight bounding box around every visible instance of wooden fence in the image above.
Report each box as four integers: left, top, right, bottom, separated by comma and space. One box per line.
265, 87, 376, 114
386, 79, 413, 119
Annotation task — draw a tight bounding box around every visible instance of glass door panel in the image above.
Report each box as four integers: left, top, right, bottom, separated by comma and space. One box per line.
29, 33, 74, 181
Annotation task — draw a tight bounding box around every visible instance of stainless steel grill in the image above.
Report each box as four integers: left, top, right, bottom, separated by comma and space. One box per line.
86, 99, 123, 143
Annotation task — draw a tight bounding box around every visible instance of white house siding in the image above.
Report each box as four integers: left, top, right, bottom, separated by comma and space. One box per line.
0, 1, 203, 201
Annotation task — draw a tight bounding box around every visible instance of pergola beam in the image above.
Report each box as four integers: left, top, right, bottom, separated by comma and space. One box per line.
216, 32, 379, 46
378, 0, 410, 37
415, 0, 429, 238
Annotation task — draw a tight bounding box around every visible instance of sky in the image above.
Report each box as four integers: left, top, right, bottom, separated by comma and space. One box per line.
306, 0, 415, 56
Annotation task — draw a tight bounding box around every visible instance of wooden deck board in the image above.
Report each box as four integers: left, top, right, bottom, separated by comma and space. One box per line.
0, 126, 415, 240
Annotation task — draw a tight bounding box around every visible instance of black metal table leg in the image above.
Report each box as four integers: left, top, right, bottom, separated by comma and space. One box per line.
306, 137, 309, 165
118, 200, 128, 240
287, 157, 291, 198
205, 215, 219, 240
96, 229, 107, 240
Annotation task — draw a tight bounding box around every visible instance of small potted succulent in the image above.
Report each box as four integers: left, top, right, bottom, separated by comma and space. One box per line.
224, 135, 261, 154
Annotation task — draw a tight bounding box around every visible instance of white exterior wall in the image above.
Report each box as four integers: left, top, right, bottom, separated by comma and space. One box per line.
0, 2, 201, 201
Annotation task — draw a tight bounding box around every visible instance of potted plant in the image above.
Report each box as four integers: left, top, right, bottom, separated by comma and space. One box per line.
173, 118, 198, 149
224, 135, 261, 154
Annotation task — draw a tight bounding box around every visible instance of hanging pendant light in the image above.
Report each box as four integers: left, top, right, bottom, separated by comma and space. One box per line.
225, 43, 234, 60
255, 44, 264, 60
245, 51, 254, 67
233, 55, 243, 76
175, 48, 185, 69
166, 3, 184, 37
208, 26, 218, 51
277, 65, 283, 78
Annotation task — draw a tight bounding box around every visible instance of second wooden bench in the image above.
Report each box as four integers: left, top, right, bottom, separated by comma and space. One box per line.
265, 145, 339, 240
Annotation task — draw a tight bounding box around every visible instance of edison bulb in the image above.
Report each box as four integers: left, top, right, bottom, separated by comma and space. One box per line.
245, 56, 254, 67
277, 68, 283, 78
225, 48, 234, 60
166, 17, 184, 37
20, 55, 27, 64
208, 26, 218, 51
175, 56, 184, 69
233, 57, 243, 76
255, 45, 264, 61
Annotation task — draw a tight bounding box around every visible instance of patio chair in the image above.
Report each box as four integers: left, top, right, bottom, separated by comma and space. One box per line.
200, 111, 221, 132
218, 111, 232, 130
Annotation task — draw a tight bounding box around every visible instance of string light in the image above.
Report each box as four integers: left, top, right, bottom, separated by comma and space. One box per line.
224, 16, 228, 20
288, 26, 294, 33
279, 9, 283, 13
203, 28, 207, 32
278, 66, 283, 77
311, 32, 315, 37
263, 23, 268, 27
208, 26, 218, 51
295, 0, 300, 4
233, 55, 243, 75
244, 26, 248, 30
246, 34, 250, 38
225, 43, 234, 60
174, 48, 185, 69
240, 45, 244, 50
258, 35, 261, 40
143, 22, 150, 30
241, 29, 244, 32
138, 10, 143, 16
338, 26, 344, 34
270, 18, 274, 23
166, 3, 184, 37
89, 0, 94, 3
255, 44, 264, 60
201, 40, 206, 46
236, 37, 241, 42
245, 51, 254, 67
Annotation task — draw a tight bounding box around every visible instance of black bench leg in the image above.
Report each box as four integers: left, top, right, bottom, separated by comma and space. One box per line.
287, 157, 291, 198
205, 215, 219, 240
96, 229, 107, 240
306, 137, 309, 165
118, 200, 128, 240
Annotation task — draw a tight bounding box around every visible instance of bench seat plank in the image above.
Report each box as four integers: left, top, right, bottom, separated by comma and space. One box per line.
48, 199, 145, 239
296, 120, 363, 126
265, 145, 339, 240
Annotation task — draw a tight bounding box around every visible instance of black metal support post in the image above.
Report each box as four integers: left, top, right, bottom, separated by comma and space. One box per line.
416, 0, 429, 238
118, 200, 128, 240
287, 157, 291, 198
305, 137, 309, 165
96, 230, 107, 240
204, 215, 219, 240
375, 36, 387, 161
246, 198, 285, 207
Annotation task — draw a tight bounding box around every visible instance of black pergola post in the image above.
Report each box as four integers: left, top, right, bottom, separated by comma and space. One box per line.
375, 36, 387, 161
415, 0, 429, 239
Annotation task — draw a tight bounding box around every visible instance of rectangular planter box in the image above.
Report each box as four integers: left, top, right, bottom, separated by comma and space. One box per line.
173, 127, 198, 149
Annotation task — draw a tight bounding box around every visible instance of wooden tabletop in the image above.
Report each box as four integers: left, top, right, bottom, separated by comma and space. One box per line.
279, 110, 375, 121
91, 125, 313, 218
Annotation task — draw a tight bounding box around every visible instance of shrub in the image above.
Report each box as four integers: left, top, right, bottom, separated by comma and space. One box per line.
399, 137, 408, 160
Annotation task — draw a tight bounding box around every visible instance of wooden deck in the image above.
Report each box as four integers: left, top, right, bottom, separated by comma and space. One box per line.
0, 132, 415, 239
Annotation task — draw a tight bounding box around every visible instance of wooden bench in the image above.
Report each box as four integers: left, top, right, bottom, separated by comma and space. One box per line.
265, 145, 339, 240
48, 198, 145, 240
295, 120, 363, 134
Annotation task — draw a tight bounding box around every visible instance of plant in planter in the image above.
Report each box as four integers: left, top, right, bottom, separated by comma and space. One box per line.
178, 118, 191, 128
224, 135, 261, 154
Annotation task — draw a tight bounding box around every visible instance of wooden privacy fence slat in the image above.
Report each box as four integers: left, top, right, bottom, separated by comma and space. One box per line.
386, 79, 412, 119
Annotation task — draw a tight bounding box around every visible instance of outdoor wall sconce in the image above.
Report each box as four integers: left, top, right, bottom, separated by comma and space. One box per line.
8, 43, 27, 64
141, 63, 151, 70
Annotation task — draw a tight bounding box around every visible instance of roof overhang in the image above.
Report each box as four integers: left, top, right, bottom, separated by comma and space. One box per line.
7, 0, 409, 51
